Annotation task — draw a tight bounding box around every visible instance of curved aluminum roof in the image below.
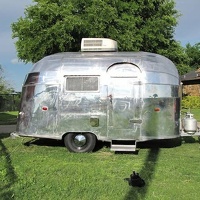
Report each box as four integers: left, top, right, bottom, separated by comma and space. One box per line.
31, 51, 177, 75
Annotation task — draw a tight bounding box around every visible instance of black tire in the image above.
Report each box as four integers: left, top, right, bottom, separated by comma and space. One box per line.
64, 132, 96, 153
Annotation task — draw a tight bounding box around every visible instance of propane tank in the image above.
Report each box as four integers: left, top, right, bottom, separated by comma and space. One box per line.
183, 112, 197, 134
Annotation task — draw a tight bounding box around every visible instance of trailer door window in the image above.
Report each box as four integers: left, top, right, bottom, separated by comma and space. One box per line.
65, 76, 99, 91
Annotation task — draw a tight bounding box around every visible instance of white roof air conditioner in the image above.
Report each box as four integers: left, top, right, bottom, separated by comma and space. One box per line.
81, 38, 118, 52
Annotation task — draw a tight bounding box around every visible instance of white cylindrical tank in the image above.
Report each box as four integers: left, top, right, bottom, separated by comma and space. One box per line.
183, 113, 197, 134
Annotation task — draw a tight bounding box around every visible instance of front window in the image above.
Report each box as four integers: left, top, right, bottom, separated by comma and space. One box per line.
24, 72, 39, 85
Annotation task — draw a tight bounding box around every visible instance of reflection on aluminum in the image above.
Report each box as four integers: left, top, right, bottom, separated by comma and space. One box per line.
17, 52, 181, 142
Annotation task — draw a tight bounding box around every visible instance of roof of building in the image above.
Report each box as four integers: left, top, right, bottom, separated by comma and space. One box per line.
181, 68, 200, 85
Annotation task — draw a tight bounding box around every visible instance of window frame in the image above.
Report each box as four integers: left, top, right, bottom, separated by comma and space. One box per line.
64, 75, 100, 92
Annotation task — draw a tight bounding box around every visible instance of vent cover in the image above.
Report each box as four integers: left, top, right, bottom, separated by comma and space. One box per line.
81, 38, 118, 52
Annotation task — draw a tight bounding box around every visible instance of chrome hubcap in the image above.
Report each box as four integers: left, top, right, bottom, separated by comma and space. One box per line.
74, 135, 86, 147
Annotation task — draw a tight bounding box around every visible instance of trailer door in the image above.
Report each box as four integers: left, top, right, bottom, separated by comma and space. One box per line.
107, 63, 142, 139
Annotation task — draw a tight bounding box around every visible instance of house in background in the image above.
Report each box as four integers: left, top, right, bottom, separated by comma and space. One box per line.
181, 68, 200, 96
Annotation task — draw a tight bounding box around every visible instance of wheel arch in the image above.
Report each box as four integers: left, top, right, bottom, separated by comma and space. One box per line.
61, 131, 98, 141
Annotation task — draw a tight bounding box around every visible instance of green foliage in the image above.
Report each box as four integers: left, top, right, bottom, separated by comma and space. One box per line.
181, 96, 200, 109
158, 41, 191, 75
136, 0, 178, 52
0, 66, 19, 111
185, 43, 200, 69
12, 0, 180, 63
0, 65, 14, 94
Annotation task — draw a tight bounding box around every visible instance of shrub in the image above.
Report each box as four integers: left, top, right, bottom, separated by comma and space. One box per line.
181, 96, 200, 109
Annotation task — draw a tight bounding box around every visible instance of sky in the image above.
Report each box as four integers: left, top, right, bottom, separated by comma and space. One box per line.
0, 0, 200, 92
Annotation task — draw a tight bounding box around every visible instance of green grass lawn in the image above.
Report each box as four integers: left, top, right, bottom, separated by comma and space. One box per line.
1, 134, 200, 200
0, 111, 18, 125
1, 110, 200, 199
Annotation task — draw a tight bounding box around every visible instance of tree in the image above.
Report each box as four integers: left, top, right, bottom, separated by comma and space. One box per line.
0, 65, 14, 94
12, 0, 181, 64
158, 40, 191, 75
185, 43, 200, 69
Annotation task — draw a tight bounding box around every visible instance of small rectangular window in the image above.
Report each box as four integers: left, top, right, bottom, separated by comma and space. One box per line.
66, 76, 99, 91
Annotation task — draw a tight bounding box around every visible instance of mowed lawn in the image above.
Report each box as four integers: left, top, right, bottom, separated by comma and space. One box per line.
1, 133, 200, 200
1, 110, 200, 199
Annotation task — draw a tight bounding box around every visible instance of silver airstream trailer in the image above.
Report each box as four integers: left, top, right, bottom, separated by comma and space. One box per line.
16, 38, 182, 152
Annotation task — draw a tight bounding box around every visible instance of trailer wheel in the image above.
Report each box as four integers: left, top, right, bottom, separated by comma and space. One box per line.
64, 133, 96, 153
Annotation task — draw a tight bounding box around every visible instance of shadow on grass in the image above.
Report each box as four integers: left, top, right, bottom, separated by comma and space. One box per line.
0, 139, 17, 199
124, 148, 160, 200
182, 136, 198, 144
115, 138, 182, 155
138, 138, 182, 149
23, 138, 64, 148
23, 138, 111, 152
123, 138, 182, 200
23, 137, 182, 154
0, 133, 11, 140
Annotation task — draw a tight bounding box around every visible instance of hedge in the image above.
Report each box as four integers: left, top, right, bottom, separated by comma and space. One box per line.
181, 96, 200, 109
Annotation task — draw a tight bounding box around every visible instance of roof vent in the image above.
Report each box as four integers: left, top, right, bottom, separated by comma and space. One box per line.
81, 38, 118, 52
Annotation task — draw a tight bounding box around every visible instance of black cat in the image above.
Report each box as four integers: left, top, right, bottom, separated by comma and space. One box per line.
124, 171, 145, 187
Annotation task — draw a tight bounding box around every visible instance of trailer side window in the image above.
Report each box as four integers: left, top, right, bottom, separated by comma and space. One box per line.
65, 76, 99, 91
